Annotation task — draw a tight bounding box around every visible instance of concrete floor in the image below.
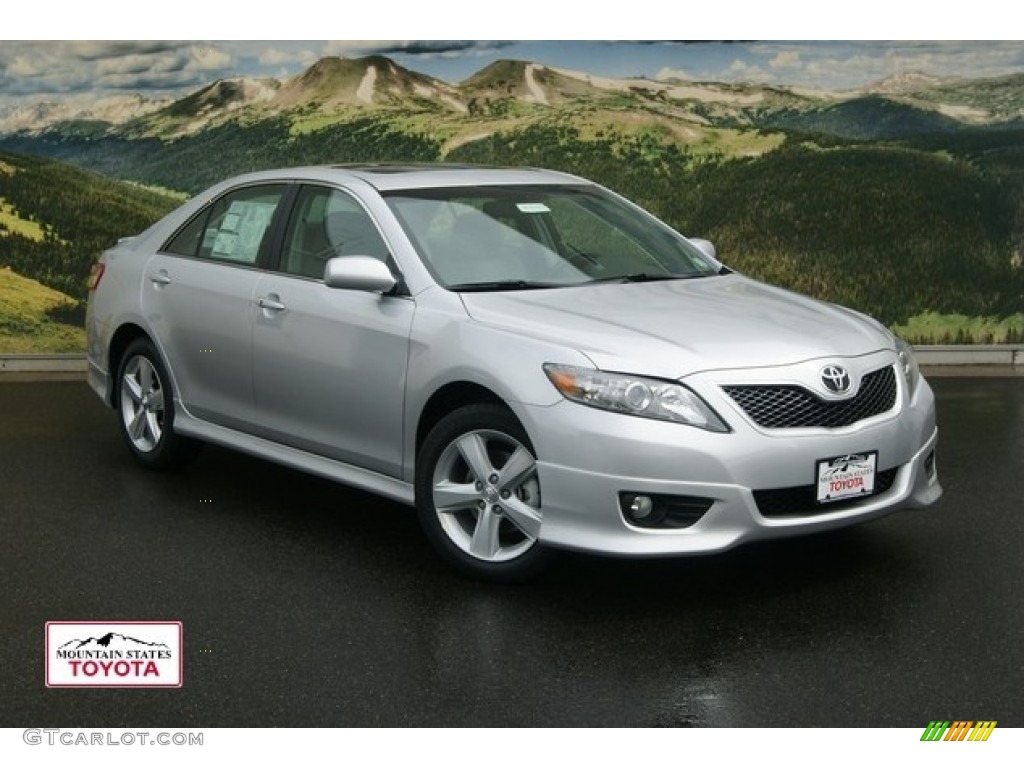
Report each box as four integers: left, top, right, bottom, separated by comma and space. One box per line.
0, 377, 1021, 726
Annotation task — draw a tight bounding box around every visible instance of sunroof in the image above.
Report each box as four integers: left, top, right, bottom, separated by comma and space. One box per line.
330, 163, 499, 174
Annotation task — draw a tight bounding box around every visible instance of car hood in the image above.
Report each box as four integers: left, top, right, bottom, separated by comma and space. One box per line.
459, 275, 893, 379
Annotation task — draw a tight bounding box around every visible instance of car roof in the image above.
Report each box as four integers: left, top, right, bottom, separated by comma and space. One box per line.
210, 164, 590, 192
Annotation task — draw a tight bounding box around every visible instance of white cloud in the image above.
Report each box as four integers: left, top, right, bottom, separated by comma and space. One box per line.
770, 50, 801, 70
189, 46, 233, 71
67, 41, 184, 61
259, 48, 318, 67
656, 66, 694, 81
96, 51, 189, 77
727, 58, 772, 83
741, 41, 1024, 89
7, 55, 47, 78
0, 41, 239, 100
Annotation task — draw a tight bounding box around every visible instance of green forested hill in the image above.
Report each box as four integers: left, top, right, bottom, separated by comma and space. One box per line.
0, 116, 442, 194
448, 125, 1023, 328
0, 150, 179, 299
0, 267, 85, 352
754, 96, 967, 140
1, 99, 1022, 343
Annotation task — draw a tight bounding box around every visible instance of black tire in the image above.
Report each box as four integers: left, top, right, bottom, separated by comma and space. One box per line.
416, 403, 557, 582
114, 338, 200, 469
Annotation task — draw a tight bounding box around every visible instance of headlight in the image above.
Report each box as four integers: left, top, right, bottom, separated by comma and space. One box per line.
895, 338, 920, 393
543, 364, 730, 432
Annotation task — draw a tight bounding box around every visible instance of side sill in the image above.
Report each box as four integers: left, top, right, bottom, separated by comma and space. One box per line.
173, 410, 415, 506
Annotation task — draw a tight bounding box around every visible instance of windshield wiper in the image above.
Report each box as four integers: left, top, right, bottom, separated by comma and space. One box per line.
447, 280, 568, 292
589, 272, 691, 284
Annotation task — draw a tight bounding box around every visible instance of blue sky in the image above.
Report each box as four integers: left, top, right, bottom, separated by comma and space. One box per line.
2, 40, 1023, 106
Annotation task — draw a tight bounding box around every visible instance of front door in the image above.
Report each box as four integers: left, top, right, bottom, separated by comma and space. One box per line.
251, 184, 413, 477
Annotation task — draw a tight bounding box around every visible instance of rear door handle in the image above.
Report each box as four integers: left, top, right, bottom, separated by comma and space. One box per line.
257, 296, 287, 312
149, 270, 172, 286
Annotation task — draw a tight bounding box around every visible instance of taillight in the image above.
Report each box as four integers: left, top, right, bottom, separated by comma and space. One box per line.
88, 262, 105, 291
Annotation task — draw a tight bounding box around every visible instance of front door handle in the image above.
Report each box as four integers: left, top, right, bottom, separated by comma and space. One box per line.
149, 270, 172, 286
257, 296, 287, 312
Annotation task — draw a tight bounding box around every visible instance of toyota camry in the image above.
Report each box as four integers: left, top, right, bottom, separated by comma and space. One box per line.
86, 165, 942, 581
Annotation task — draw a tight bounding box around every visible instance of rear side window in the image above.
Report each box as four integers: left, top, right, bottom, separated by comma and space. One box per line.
163, 185, 286, 265
163, 208, 209, 257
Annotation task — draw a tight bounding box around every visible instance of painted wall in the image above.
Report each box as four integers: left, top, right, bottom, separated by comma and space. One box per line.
1, 41, 1022, 350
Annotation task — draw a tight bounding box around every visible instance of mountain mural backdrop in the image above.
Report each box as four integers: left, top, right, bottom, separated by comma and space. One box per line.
1, 52, 1023, 351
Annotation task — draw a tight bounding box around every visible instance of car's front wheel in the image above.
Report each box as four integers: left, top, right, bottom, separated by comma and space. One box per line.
116, 338, 199, 469
416, 404, 556, 582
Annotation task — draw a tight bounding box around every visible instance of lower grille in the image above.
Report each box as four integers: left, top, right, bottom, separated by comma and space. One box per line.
754, 467, 899, 518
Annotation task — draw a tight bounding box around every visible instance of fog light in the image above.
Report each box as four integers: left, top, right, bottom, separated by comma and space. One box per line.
619, 492, 715, 529
627, 494, 654, 521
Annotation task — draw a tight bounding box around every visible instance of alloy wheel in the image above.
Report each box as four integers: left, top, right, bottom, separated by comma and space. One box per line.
119, 354, 165, 453
431, 428, 542, 562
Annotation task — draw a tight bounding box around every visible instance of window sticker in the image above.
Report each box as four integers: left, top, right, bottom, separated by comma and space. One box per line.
516, 202, 551, 214
211, 200, 276, 262
212, 231, 238, 257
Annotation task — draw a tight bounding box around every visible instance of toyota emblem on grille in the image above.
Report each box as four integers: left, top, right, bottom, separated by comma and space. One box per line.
820, 365, 852, 395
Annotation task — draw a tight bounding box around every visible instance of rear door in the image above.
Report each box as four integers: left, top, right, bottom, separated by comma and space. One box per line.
250, 183, 414, 478
144, 183, 287, 431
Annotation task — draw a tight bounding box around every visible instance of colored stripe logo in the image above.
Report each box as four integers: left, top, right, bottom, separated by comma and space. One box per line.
921, 721, 996, 741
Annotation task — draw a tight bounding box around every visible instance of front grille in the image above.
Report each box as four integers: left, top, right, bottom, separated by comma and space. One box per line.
754, 467, 899, 518
723, 366, 897, 429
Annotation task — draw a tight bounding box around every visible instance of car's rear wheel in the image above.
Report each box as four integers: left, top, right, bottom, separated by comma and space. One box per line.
116, 338, 199, 469
416, 404, 556, 582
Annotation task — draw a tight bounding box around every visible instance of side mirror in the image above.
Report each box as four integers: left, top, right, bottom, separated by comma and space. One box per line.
689, 237, 716, 260
688, 237, 726, 272
324, 256, 397, 293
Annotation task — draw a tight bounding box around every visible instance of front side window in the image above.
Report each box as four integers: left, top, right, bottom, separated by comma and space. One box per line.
279, 186, 389, 279
383, 184, 718, 290
163, 184, 285, 265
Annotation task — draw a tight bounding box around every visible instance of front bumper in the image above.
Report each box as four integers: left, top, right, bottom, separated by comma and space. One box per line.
515, 368, 941, 556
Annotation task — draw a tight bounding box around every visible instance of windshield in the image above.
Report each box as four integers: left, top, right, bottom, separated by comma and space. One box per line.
383, 184, 718, 290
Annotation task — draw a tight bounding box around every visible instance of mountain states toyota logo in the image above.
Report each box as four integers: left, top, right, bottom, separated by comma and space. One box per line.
46, 621, 182, 688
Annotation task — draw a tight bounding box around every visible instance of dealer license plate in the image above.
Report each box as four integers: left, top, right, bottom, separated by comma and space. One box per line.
815, 451, 877, 504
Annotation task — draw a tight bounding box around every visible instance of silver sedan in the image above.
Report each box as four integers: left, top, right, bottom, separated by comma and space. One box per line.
86, 165, 941, 581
